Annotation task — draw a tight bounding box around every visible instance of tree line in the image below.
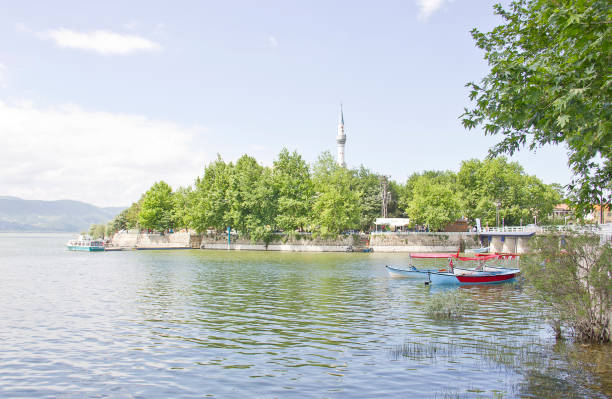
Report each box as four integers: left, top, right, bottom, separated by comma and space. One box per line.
91, 149, 562, 239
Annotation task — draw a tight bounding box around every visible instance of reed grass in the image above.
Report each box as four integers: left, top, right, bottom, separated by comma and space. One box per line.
390, 337, 597, 398
425, 290, 477, 319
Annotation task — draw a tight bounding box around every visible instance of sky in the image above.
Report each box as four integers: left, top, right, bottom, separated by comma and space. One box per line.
0, 0, 572, 207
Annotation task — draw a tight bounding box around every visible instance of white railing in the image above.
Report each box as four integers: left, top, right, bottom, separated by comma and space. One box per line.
371, 224, 608, 236
481, 224, 604, 234
600, 233, 612, 245
370, 231, 478, 236
480, 226, 536, 233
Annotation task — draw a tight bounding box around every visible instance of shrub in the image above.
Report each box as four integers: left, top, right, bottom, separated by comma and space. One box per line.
522, 234, 611, 343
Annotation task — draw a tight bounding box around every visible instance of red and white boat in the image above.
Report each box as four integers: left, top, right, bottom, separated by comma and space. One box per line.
386, 252, 520, 285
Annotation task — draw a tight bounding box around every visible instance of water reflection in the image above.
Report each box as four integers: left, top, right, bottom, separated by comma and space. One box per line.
0, 234, 609, 398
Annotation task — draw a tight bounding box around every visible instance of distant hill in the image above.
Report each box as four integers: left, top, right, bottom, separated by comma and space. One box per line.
0, 196, 125, 232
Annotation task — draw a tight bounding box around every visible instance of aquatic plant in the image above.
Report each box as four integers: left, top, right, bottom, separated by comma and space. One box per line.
433, 390, 505, 399
389, 340, 459, 362
425, 290, 477, 319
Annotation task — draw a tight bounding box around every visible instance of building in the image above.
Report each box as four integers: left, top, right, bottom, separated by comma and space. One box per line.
551, 203, 572, 220
336, 104, 346, 167
374, 218, 410, 232
586, 204, 612, 224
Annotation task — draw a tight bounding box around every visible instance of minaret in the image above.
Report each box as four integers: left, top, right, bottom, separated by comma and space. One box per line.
336, 104, 346, 167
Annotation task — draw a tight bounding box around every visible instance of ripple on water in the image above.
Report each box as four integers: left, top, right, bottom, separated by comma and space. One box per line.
0, 234, 610, 398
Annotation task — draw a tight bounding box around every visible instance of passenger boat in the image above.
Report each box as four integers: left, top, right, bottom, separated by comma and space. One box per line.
67, 235, 105, 251
386, 252, 520, 285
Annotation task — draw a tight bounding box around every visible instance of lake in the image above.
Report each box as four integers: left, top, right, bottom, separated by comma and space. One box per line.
0, 233, 610, 398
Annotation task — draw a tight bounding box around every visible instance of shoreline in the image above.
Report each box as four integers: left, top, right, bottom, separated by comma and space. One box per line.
107, 231, 525, 253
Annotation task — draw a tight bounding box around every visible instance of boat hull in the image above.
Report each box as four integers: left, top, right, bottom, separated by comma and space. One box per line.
67, 245, 105, 252
386, 266, 445, 279
429, 270, 519, 285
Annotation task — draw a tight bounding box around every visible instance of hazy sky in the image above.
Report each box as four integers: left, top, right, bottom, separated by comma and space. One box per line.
0, 0, 571, 207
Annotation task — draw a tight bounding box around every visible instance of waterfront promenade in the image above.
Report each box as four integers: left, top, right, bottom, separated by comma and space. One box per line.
109, 224, 612, 253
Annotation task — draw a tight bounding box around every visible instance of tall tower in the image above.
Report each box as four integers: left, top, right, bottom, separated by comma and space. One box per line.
336, 104, 346, 167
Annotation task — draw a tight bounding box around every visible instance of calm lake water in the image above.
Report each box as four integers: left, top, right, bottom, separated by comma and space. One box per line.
0, 233, 610, 398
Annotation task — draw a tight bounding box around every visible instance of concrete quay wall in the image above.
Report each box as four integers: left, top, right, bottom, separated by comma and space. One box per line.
110, 231, 534, 253
369, 233, 480, 253
200, 234, 354, 252
110, 231, 192, 249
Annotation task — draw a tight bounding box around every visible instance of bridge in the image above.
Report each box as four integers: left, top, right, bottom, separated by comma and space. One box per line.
480, 224, 611, 252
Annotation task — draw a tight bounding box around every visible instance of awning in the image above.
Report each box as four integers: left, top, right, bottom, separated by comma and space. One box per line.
374, 218, 410, 227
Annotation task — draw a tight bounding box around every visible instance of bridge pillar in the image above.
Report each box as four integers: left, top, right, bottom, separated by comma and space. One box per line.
490, 236, 504, 253
502, 236, 518, 253
516, 237, 531, 254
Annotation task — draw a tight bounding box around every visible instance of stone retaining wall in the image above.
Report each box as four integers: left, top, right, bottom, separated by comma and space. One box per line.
369, 233, 480, 253
111, 231, 192, 249
200, 234, 355, 252
110, 231, 533, 253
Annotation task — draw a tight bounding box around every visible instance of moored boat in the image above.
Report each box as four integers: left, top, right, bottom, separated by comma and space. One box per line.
465, 246, 490, 254
386, 265, 443, 278
427, 268, 519, 285
67, 235, 105, 251
386, 252, 520, 285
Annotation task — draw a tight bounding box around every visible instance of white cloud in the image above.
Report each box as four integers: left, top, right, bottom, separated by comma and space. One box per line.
416, 0, 452, 20
267, 35, 278, 48
43, 28, 162, 55
0, 101, 214, 206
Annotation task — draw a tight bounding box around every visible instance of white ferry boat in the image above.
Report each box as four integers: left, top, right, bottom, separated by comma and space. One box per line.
67, 235, 105, 252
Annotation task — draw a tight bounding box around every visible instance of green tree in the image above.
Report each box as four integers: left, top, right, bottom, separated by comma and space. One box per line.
88, 223, 107, 238
172, 186, 193, 229
399, 170, 457, 215
456, 158, 560, 226
108, 197, 142, 232
386, 180, 404, 218
462, 0, 611, 217
352, 166, 382, 230
228, 155, 277, 241
125, 197, 143, 230
311, 152, 362, 235
191, 155, 234, 233
272, 148, 313, 232
139, 181, 175, 231
110, 209, 129, 232
403, 174, 462, 231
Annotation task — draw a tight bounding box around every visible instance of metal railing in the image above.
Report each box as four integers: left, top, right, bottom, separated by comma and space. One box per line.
370, 231, 479, 236
480, 226, 535, 233
481, 224, 604, 234
371, 224, 609, 235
